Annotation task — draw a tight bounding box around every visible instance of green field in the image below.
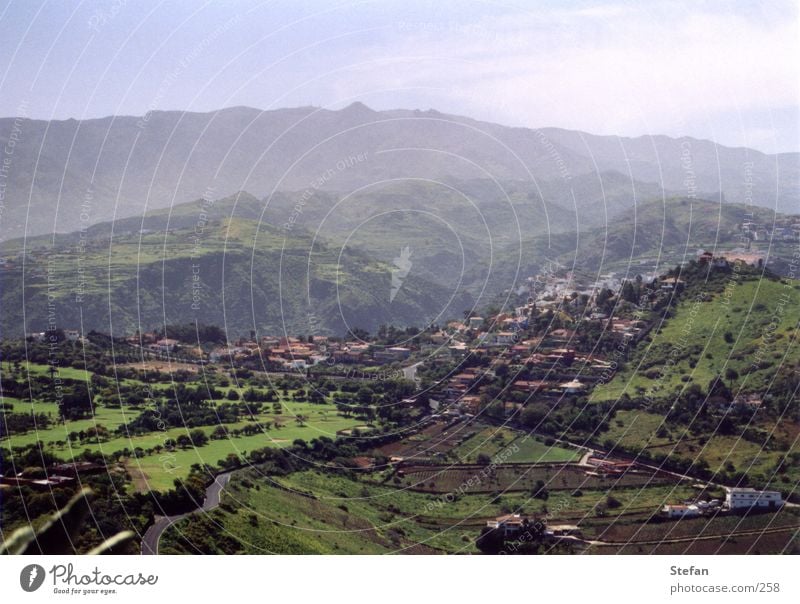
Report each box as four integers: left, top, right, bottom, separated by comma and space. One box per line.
602, 409, 674, 451
18, 361, 94, 382
2, 391, 360, 492
593, 278, 800, 402
454, 426, 579, 463
602, 409, 796, 488
123, 408, 359, 491
160, 467, 699, 554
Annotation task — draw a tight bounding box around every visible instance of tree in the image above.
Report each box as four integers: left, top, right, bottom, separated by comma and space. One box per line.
348, 327, 369, 341
620, 281, 638, 304
475, 527, 505, 554
521, 403, 549, 429
189, 429, 208, 447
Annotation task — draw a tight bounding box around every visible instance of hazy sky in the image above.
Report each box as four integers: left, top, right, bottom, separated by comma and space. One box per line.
1, 0, 798, 153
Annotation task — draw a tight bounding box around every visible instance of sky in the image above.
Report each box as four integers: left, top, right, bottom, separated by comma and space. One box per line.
0, 0, 798, 153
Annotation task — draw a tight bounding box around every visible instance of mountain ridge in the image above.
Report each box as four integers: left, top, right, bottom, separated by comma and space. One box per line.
1, 104, 796, 241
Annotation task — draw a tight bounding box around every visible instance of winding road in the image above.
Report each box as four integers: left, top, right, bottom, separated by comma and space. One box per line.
141, 471, 232, 555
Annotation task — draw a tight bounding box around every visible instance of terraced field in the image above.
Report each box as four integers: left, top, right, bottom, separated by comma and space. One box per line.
160, 467, 700, 554
397, 463, 677, 494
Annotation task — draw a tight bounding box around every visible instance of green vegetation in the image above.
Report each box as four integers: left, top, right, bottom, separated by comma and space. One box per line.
593, 276, 800, 402
160, 467, 697, 554
454, 426, 578, 463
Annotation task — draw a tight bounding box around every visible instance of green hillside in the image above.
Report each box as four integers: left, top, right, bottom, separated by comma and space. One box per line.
570, 198, 785, 272
3, 193, 797, 338
0, 212, 470, 337
593, 270, 800, 402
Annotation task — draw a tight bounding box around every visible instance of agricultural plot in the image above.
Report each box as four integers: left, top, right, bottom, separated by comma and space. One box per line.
161, 466, 704, 555
376, 418, 472, 459
584, 507, 800, 543
160, 469, 477, 554
397, 463, 677, 494
454, 426, 578, 463
589, 528, 798, 555
602, 409, 674, 451
376, 420, 579, 466
602, 409, 798, 488
592, 278, 800, 402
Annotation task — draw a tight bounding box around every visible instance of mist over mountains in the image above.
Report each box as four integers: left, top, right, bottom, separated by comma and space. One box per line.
1, 104, 797, 337
1, 103, 797, 241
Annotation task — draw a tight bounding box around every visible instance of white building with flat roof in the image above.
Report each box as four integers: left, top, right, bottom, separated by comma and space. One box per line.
661, 504, 701, 519
724, 487, 782, 510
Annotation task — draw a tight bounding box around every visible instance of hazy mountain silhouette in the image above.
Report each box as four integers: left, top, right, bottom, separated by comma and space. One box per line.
0, 104, 795, 241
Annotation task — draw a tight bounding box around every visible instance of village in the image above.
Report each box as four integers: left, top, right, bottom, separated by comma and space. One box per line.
12, 247, 794, 554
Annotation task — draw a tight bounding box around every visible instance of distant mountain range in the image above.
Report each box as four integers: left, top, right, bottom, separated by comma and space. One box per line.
1, 104, 797, 337
0, 104, 797, 241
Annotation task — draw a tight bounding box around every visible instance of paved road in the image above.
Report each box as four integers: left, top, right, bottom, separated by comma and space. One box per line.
141, 472, 232, 555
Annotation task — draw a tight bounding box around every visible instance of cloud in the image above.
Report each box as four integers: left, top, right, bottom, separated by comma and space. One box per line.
324, 2, 799, 150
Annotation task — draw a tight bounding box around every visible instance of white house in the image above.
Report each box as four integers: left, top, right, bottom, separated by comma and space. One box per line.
661, 504, 701, 519
560, 379, 586, 394
150, 338, 179, 354
286, 359, 308, 370
493, 331, 516, 346
486, 514, 527, 537
724, 487, 783, 510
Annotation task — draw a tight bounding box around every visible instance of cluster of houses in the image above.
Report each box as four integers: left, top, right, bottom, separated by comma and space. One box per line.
528, 271, 622, 304
425, 289, 630, 415
697, 248, 765, 268
262, 338, 411, 370
661, 487, 783, 518
741, 218, 800, 242
122, 331, 414, 371
439, 359, 598, 416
